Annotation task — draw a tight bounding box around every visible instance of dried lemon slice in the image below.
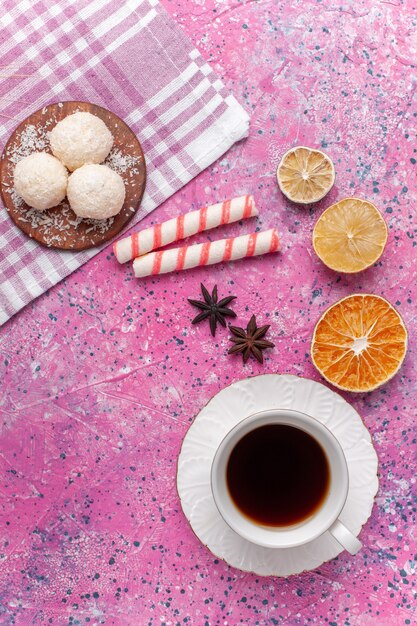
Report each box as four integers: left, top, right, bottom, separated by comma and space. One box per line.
311, 294, 407, 392
312, 197, 388, 273
277, 146, 335, 204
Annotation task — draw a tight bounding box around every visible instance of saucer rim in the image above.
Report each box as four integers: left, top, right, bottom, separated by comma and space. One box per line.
176, 373, 379, 577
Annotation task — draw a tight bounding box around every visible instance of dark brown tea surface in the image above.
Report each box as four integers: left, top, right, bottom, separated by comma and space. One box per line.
226, 424, 330, 527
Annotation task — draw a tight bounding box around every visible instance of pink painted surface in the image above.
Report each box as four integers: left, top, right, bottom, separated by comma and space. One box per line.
1, 0, 416, 624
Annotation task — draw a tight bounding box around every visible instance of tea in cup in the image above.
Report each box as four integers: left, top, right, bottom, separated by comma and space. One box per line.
211, 409, 361, 553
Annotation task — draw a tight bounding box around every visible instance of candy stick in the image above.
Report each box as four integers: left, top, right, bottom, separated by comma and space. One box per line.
114, 195, 257, 263
133, 228, 280, 278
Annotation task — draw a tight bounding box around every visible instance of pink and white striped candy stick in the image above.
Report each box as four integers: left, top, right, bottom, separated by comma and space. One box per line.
114, 195, 257, 264
133, 228, 280, 278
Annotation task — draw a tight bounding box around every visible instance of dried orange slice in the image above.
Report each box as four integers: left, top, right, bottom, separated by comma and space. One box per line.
313, 198, 388, 273
311, 294, 407, 392
276, 146, 335, 204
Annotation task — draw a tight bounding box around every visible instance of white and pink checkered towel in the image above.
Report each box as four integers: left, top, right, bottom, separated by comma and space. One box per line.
0, 0, 249, 325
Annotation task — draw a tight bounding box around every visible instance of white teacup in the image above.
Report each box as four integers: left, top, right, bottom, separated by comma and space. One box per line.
211, 409, 362, 554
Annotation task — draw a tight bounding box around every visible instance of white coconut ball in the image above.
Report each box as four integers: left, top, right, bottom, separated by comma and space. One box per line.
49, 112, 113, 171
67, 164, 125, 220
13, 152, 68, 211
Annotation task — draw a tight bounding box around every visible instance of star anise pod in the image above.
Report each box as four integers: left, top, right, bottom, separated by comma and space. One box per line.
188, 283, 237, 336
228, 314, 275, 364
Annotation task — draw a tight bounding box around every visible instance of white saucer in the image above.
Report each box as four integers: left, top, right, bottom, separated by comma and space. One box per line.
177, 374, 378, 577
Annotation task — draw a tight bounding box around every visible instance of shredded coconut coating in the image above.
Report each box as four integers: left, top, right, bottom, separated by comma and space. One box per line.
13, 152, 68, 211
67, 164, 126, 219
50, 112, 113, 171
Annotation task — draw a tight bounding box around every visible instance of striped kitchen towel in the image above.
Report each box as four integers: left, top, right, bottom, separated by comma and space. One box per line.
0, 0, 249, 325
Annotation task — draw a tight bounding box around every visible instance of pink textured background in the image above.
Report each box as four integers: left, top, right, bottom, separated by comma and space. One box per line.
1, 0, 416, 624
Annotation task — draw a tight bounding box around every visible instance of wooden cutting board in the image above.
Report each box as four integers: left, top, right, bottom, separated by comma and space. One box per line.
0, 101, 146, 250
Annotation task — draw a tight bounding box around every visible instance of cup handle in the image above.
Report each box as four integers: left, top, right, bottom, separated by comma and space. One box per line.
328, 519, 362, 555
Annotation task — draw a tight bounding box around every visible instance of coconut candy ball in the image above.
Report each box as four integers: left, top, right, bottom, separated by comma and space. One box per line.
13, 151, 68, 211
49, 111, 113, 171
67, 163, 125, 220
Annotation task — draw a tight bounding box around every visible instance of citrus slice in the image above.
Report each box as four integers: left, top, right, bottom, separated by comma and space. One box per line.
311, 294, 407, 392
276, 146, 335, 204
312, 197, 388, 273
